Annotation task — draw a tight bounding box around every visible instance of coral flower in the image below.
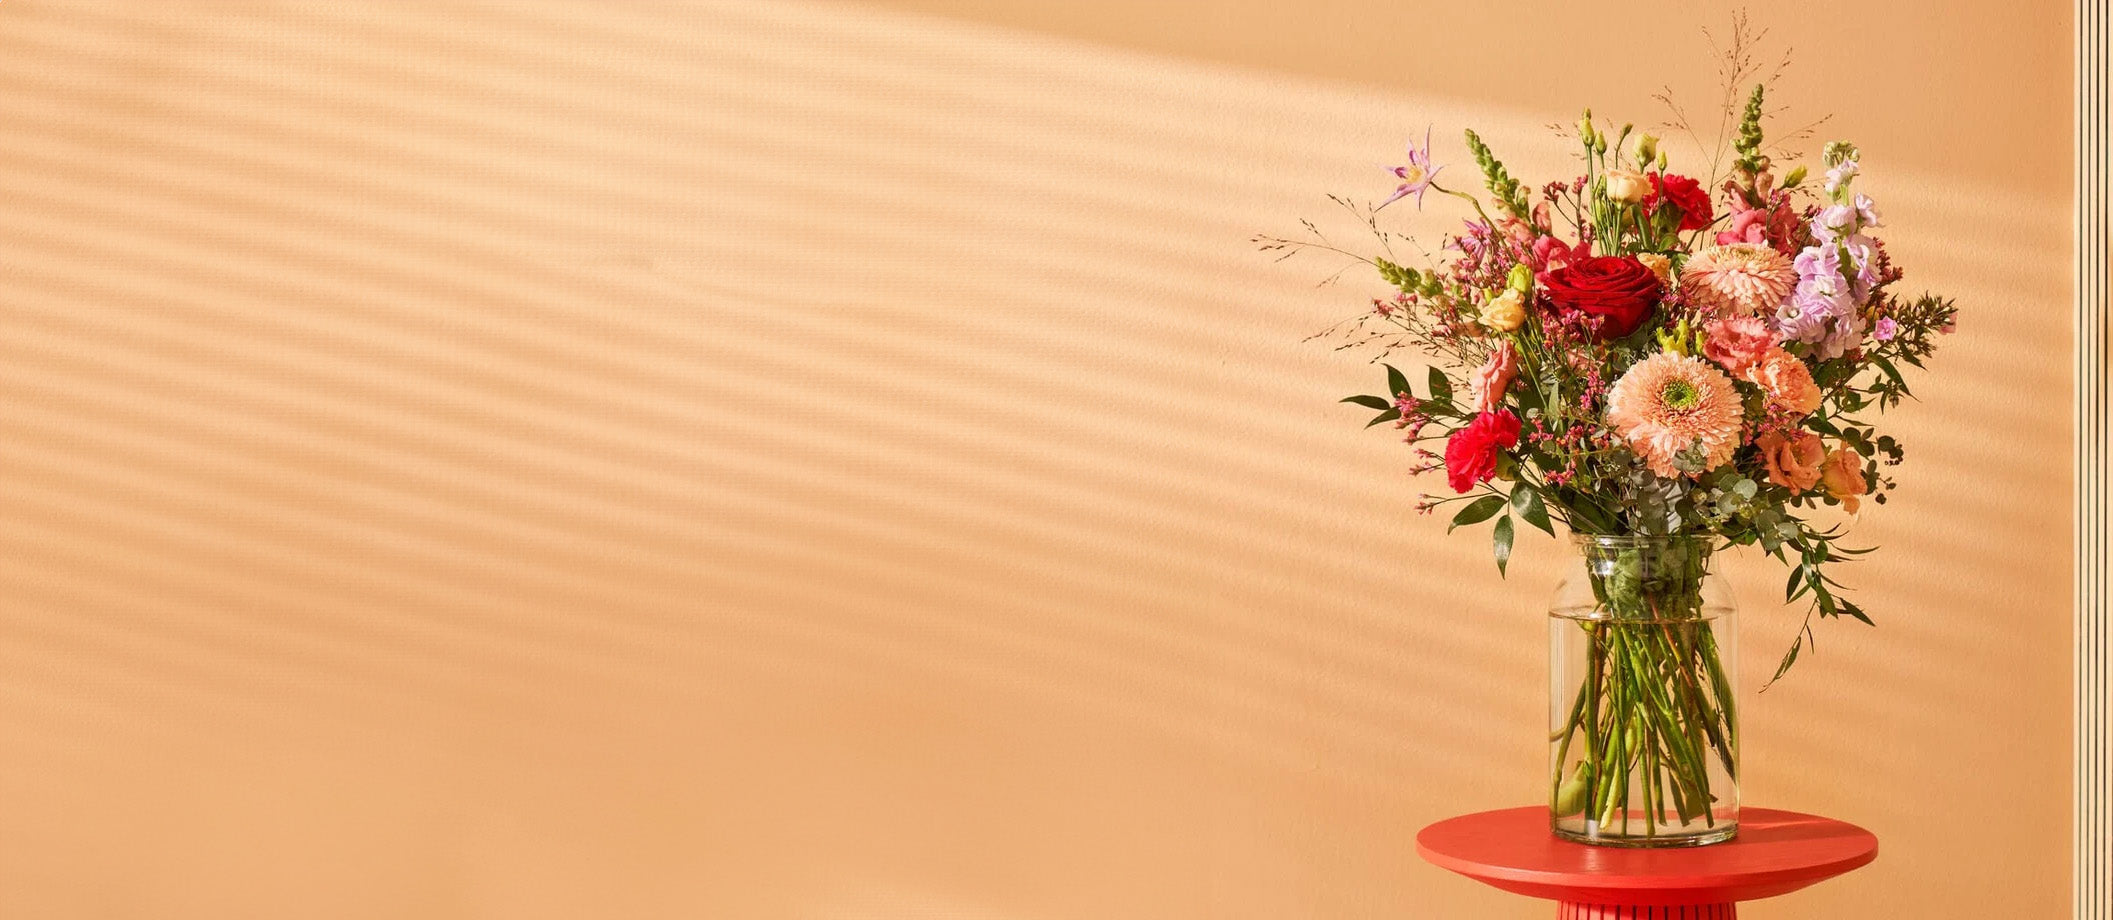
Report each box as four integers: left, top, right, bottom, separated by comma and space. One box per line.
1605, 353, 1744, 478
1702, 315, 1776, 375
1744, 347, 1823, 416
1379, 126, 1445, 210
1679, 243, 1798, 316
1756, 429, 1825, 492
1469, 342, 1519, 414
1821, 446, 1870, 513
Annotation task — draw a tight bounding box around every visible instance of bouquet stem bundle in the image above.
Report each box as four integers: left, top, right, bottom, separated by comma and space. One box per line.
1550, 537, 1737, 846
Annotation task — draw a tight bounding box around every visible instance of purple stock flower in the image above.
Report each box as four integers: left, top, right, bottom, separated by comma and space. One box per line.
1853, 193, 1883, 229
1826, 159, 1859, 196
1379, 126, 1445, 210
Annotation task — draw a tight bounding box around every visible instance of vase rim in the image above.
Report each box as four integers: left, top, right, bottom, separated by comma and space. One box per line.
1566, 532, 1715, 545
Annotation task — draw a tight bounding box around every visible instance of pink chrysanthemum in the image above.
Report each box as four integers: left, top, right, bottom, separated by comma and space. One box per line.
1605, 353, 1744, 478
1678, 243, 1797, 316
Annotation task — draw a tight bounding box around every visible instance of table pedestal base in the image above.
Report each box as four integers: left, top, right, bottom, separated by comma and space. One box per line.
1557, 902, 1734, 919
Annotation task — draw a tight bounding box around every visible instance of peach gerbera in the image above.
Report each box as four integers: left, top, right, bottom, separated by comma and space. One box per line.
1679, 243, 1797, 316
1605, 352, 1744, 478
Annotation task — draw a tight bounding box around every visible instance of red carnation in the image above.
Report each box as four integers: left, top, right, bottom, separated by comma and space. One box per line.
1537, 255, 1663, 341
1645, 172, 1713, 231
1444, 410, 1522, 494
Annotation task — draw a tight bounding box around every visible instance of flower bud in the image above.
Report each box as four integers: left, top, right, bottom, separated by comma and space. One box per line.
1602, 169, 1649, 203
1782, 164, 1808, 187
1507, 263, 1535, 293
1479, 288, 1527, 332
1634, 134, 1658, 168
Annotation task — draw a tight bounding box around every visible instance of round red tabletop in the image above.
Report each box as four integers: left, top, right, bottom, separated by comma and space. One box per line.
1416, 807, 1877, 908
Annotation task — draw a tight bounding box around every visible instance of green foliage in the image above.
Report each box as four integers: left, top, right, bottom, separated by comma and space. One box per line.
1491, 515, 1515, 576
1450, 495, 1506, 531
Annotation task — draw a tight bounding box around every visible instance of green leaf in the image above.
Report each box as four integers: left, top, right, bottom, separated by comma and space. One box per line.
1872, 355, 1907, 390
1785, 565, 1809, 602
1449, 495, 1506, 532
1732, 478, 1758, 500
1385, 364, 1411, 399
1511, 485, 1554, 537
1427, 367, 1454, 405
1365, 408, 1401, 428
1840, 601, 1875, 626
1763, 633, 1803, 690
1341, 394, 1392, 410
1492, 515, 1515, 576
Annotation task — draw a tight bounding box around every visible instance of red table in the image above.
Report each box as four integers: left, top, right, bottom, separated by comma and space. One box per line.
1416, 807, 1877, 919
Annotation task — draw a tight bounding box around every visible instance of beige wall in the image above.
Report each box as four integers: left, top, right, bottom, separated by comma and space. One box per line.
0, 2, 2071, 918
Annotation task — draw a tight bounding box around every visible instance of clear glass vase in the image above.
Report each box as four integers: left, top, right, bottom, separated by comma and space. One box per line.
1548, 534, 1738, 847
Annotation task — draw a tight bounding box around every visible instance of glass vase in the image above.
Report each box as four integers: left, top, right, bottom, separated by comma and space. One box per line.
1548, 534, 1738, 847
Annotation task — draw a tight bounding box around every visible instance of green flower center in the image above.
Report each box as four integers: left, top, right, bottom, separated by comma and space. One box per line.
1661, 379, 1700, 410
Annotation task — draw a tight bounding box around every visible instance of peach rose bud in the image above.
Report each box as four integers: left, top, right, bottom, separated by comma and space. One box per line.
1821, 445, 1870, 513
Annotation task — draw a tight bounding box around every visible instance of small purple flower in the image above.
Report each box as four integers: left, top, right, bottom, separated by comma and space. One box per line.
1842, 239, 1881, 302
1854, 193, 1883, 229
1826, 160, 1859, 196
1873, 317, 1900, 341
1812, 204, 1858, 243
1380, 126, 1445, 210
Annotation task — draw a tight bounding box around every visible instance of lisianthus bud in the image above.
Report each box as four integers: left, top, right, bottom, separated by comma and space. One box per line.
1654, 150, 1668, 172
1634, 134, 1658, 168
1479, 288, 1527, 332
1783, 165, 1808, 187
1507, 263, 1535, 293
1603, 169, 1649, 203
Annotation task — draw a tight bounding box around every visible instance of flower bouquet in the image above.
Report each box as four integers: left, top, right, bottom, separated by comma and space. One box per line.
1260, 76, 1954, 846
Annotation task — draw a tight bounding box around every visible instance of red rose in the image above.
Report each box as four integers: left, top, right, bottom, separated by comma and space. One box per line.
1444, 410, 1522, 494
1645, 172, 1712, 231
1537, 255, 1663, 341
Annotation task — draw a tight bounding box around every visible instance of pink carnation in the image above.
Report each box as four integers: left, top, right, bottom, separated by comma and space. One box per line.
1702, 315, 1777, 376
1743, 348, 1822, 417
1469, 342, 1519, 414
